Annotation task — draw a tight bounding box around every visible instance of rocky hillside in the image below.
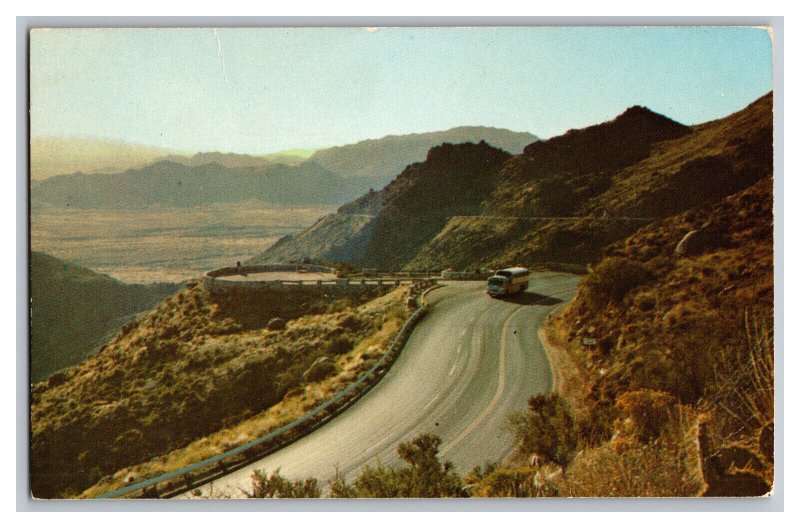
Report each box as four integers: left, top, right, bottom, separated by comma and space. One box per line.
251, 141, 512, 269
30, 280, 404, 498
310, 126, 536, 190
549, 174, 774, 496
30, 252, 179, 382
252, 212, 377, 265
254, 93, 772, 273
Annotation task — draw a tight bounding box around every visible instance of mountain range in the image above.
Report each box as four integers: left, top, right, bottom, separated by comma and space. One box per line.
30, 137, 182, 181
251, 93, 773, 271
32, 160, 359, 208
309, 126, 537, 189
31, 127, 536, 209
160, 149, 313, 168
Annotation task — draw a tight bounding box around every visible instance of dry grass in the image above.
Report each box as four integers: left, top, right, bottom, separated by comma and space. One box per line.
558, 421, 706, 497
549, 176, 773, 496
473, 171, 774, 498
32, 281, 409, 498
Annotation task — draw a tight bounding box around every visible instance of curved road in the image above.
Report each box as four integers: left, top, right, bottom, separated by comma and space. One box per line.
188, 272, 580, 497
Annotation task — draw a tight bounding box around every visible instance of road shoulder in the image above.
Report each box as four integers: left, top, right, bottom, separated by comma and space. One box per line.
537, 305, 588, 413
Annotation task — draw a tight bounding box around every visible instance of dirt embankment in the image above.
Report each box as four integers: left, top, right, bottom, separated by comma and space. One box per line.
537, 308, 588, 413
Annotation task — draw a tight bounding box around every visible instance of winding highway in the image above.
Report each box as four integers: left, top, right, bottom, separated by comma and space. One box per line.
187, 272, 580, 497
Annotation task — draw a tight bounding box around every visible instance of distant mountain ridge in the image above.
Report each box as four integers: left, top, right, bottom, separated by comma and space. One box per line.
32, 126, 536, 209
250, 140, 512, 268
32, 160, 361, 208
310, 126, 537, 189
30, 137, 318, 181
30, 137, 182, 181
159, 150, 312, 169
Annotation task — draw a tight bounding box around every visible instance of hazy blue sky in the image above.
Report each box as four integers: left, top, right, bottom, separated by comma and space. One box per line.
30, 27, 773, 154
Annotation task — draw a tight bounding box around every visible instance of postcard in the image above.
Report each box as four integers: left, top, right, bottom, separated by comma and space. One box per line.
28, 26, 775, 500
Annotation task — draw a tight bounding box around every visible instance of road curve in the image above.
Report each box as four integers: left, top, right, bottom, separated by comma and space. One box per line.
187, 272, 580, 498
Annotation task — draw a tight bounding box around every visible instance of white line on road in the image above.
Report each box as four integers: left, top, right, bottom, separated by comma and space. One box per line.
440, 304, 528, 456
363, 434, 394, 456
423, 397, 438, 411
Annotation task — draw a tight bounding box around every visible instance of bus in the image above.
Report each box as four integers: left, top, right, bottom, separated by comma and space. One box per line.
487, 267, 531, 297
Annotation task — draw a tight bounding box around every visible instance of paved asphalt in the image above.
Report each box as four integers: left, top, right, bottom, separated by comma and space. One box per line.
187, 272, 580, 497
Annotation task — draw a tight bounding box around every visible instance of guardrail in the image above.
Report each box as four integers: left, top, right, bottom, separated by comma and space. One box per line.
202, 263, 440, 294
205, 263, 336, 279
215, 278, 431, 286
98, 279, 440, 499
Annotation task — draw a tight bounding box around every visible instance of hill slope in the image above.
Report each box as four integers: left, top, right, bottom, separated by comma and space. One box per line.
310, 126, 536, 189
30, 252, 179, 382
160, 152, 286, 169
250, 141, 512, 269
31, 280, 405, 498
548, 175, 774, 496
255, 94, 771, 272
408, 94, 772, 268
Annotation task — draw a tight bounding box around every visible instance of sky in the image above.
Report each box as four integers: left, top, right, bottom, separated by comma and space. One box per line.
29, 26, 773, 155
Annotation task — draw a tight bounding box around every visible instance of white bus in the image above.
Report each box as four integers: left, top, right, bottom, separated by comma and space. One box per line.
487, 267, 531, 297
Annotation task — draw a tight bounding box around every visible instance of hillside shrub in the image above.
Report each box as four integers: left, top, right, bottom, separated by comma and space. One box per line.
558, 438, 704, 497
704, 313, 774, 488
327, 335, 355, 356
471, 467, 558, 498
614, 390, 678, 444
509, 394, 580, 471
673, 156, 738, 202
31, 282, 408, 498
633, 291, 657, 312
244, 469, 321, 498
47, 371, 69, 388
530, 176, 579, 216
329, 434, 463, 498
644, 255, 674, 277
582, 257, 653, 305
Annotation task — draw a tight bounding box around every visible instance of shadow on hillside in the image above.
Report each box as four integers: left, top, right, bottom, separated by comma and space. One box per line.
498, 291, 564, 306
210, 287, 390, 330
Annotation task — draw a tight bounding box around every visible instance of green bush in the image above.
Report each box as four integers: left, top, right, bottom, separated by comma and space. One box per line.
583, 257, 654, 305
